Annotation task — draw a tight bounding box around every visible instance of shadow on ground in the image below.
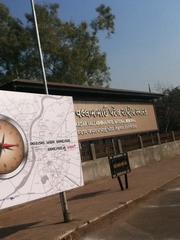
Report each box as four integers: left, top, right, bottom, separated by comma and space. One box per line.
68, 189, 110, 201
0, 221, 41, 239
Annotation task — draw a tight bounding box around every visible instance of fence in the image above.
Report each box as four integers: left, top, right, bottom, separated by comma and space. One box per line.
80, 131, 180, 162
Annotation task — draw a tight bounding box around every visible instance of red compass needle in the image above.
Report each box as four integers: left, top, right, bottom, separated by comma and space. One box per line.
2, 144, 18, 150
0, 134, 18, 158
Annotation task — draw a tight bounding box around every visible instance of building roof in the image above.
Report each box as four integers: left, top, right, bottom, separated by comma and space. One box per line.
0, 79, 162, 103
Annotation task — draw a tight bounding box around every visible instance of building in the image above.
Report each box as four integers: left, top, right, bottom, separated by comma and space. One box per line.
1, 79, 163, 182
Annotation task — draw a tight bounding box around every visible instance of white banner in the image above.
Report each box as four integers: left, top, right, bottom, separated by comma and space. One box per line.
0, 91, 83, 210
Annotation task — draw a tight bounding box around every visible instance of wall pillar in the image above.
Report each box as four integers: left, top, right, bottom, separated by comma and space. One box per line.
151, 133, 155, 145
90, 143, 96, 160
112, 139, 117, 155
157, 132, 161, 145
138, 135, 144, 148
172, 131, 176, 141
118, 139, 123, 153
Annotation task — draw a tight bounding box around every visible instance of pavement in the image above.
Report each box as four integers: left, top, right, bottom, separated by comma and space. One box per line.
0, 156, 180, 240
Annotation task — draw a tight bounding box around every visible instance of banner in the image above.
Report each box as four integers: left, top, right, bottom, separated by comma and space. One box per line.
0, 91, 83, 210
75, 102, 158, 140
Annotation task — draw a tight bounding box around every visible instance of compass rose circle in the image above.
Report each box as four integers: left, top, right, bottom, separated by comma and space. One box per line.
0, 115, 28, 179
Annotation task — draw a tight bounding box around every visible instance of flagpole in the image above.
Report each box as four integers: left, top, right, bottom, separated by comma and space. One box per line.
30, 0, 71, 222
30, 0, 48, 94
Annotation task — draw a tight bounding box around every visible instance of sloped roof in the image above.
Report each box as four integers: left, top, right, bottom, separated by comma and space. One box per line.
0, 79, 162, 103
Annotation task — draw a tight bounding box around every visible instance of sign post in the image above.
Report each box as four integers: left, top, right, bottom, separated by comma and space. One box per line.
30, 0, 71, 222
59, 192, 71, 222
109, 152, 131, 190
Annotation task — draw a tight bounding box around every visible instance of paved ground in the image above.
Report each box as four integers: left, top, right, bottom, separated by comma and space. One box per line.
0, 157, 180, 240
80, 176, 180, 240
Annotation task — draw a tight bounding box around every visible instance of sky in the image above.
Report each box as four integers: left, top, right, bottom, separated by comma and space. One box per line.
1, 0, 180, 92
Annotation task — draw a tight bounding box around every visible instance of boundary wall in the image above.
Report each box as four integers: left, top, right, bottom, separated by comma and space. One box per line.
82, 140, 180, 183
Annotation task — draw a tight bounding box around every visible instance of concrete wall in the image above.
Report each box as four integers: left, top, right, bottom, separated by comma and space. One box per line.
82, 140, 180, 183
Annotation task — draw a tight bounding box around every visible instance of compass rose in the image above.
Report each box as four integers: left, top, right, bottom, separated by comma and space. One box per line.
0, 115, 28, 179
0, 134, 18, 157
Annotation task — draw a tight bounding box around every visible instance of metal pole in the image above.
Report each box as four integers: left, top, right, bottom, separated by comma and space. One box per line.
59, 192, 71, 222
30, 0, 70, 222
30, 0, 49, 94
117, 176, 124, 191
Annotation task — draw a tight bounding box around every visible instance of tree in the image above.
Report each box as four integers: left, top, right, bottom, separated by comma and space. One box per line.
155, 87, 180, 132
0, 3, 115, 87
0, 3, 30, 83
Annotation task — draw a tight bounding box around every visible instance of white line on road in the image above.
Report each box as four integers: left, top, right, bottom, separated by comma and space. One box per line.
167, 187, 180, 192
143, 204, 180, 208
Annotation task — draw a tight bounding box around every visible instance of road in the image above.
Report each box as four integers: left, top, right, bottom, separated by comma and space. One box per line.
81, 177, 180, 240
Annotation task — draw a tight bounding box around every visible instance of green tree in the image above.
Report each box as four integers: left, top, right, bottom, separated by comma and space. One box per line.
0, 3, 115, 87
0, 3, 30, 83
155, 87, 180, 132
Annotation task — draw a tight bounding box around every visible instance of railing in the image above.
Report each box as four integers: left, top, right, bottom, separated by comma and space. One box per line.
80, 130, 180, 162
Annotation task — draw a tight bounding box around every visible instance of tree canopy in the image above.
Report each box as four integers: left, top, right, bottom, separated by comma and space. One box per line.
0, 3, 115, 87
155, 87, 180, 132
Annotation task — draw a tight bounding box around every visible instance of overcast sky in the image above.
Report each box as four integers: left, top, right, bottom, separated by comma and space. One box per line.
1, 0, 180, 92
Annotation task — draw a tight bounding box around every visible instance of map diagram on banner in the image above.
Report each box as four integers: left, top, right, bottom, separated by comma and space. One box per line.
0, 90, 83, 210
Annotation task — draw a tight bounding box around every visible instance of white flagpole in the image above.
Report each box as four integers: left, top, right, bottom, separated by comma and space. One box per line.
30, 0, 49, 94
30, 0, 71, 222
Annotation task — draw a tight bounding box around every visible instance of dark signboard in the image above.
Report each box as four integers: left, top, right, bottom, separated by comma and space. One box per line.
109, 153, 131, 190
109, 153, 131, 178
